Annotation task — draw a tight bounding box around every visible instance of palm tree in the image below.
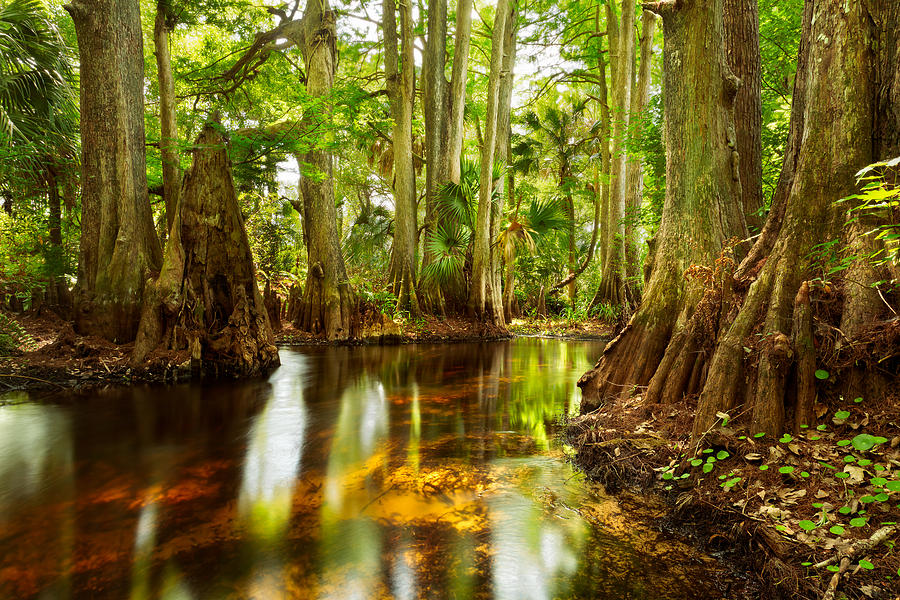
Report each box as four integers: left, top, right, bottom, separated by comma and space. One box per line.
0, 0, 77, 146
497, 195, 568, 320
519, 98, 593, 306
421, 158, 481, 304
0, 0, 78, 306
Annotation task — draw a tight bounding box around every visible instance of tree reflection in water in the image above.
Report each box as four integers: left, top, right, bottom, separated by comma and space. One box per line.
0, 339, 735, 599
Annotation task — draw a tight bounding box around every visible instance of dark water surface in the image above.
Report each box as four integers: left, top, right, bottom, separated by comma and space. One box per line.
0, 339, 731, 599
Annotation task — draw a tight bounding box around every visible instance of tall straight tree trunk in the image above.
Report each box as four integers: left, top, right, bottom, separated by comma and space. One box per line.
723, 0, 763, 231
693, 0, 898, 438
420, 0, 449, 313
578, 0, 746, 412
595, 6, 612, 281
492, 2, 518, 320
154, 0, 179, 236
623, 11, 658, 303
45, 164, 69, 309
383, 0, 419, 316
294, 0, 355, 340
446, 0, 473, 185
468, 0, 510, 324
597, 0, 635, 308
65, 0, 163, 343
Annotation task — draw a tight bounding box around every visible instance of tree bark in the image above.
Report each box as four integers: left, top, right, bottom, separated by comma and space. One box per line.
132, 125, 279, 376
623, 11, 658, 304
492, 2, 518, 319
294, 0, 356, 340
595, 6, 612, 285
155, 0, 180, 236
383, 0, 419, 316
468, 0, 510, 325
578, 0, 746, 412
65, 0, 162, 343
723, 0, 763, 231
45, 165, 70, 310
447, 0, 473, 185
692, 0, 897, 439
420, 0, 449, 313
597, 0, 635, 309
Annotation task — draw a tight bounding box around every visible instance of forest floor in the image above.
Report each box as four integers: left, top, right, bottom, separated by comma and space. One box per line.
567, 388, 900, 600
0, 308, 614, 392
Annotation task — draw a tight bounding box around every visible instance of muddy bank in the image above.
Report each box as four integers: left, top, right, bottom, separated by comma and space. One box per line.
0, 309, 570, 392
566, 392, 900, 600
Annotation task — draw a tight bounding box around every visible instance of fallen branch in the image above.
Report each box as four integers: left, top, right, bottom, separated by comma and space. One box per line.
813, 525, 896, 569
814, 526, 897, 600
0, 373, 66, 388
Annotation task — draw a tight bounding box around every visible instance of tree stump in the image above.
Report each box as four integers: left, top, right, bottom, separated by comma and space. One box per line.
132, 125, 279, 377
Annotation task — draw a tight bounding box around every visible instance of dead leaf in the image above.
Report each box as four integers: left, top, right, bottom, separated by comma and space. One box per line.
758, 505, 783, 519
843, 466, 865, 485
814, 403, 828, 419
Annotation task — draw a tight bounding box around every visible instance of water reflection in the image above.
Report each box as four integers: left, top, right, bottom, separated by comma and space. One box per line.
240, 352, 309, 538
0, 338, 735, 599
489, 459, 586, 600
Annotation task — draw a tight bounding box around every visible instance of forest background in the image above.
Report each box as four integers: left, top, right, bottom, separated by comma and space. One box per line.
0, 0, 803, 341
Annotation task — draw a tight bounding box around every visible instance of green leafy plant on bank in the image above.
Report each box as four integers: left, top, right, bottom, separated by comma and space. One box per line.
0, 311, 34, 355
658, 398, 900, 581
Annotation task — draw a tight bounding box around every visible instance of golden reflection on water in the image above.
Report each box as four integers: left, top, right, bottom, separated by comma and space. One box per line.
0, 339, 730, 599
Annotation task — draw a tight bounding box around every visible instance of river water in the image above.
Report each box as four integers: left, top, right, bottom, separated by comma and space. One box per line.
0, 339, 733, 599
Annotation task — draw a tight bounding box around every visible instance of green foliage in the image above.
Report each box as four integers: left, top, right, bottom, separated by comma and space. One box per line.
850, 434, 888, 452
356, 283, 398, 317
0, 311, 34, 354
843, 157, 900, 276
0, 0, 77, 144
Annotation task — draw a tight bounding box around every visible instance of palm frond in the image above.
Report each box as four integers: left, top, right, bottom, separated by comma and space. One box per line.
422, 222, 468, 285
524, 198, 569, 238
0, 0, 77, 146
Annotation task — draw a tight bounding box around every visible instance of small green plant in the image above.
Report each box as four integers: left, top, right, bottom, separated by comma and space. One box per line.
851, 433, 888, 452
0, 312, 34, 355
591, 301, 620, 322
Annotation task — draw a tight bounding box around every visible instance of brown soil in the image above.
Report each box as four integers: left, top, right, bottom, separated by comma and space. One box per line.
507, 317, 615, 339
1, 309, 520, 392
566, 389, 900, 600
277, 314, 515, 345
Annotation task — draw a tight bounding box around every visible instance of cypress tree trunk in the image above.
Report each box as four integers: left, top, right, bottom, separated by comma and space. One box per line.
578, 0, 746, 412
597, 6, 615, 273
383, 0, 419, 316
623, 11, 658, 304
420, 0, 448, 313
597, 0, 635, 309
723, 0, 763, 231
294, 0, 356, 340
447, 0, 473, 186
45, 165, 70, 310
65, 0, 162, 343
468, 0, 510, 325
692, 0, 899, 438
492, 3, 518, 319
132, 126, 279, 376
154, 0, 180, 235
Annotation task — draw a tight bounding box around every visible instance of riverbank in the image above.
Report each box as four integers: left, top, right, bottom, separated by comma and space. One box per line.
0, 308, 614, 392
566, 389, 900, 600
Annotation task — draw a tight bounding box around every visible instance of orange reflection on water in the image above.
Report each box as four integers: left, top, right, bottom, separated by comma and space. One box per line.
0, 339, 735, 599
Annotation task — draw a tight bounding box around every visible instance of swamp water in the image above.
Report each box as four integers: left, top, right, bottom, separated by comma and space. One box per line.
0, 339, 737, 599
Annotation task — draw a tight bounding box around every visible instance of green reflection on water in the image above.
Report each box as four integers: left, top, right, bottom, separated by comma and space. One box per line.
0, 338, 737, 600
